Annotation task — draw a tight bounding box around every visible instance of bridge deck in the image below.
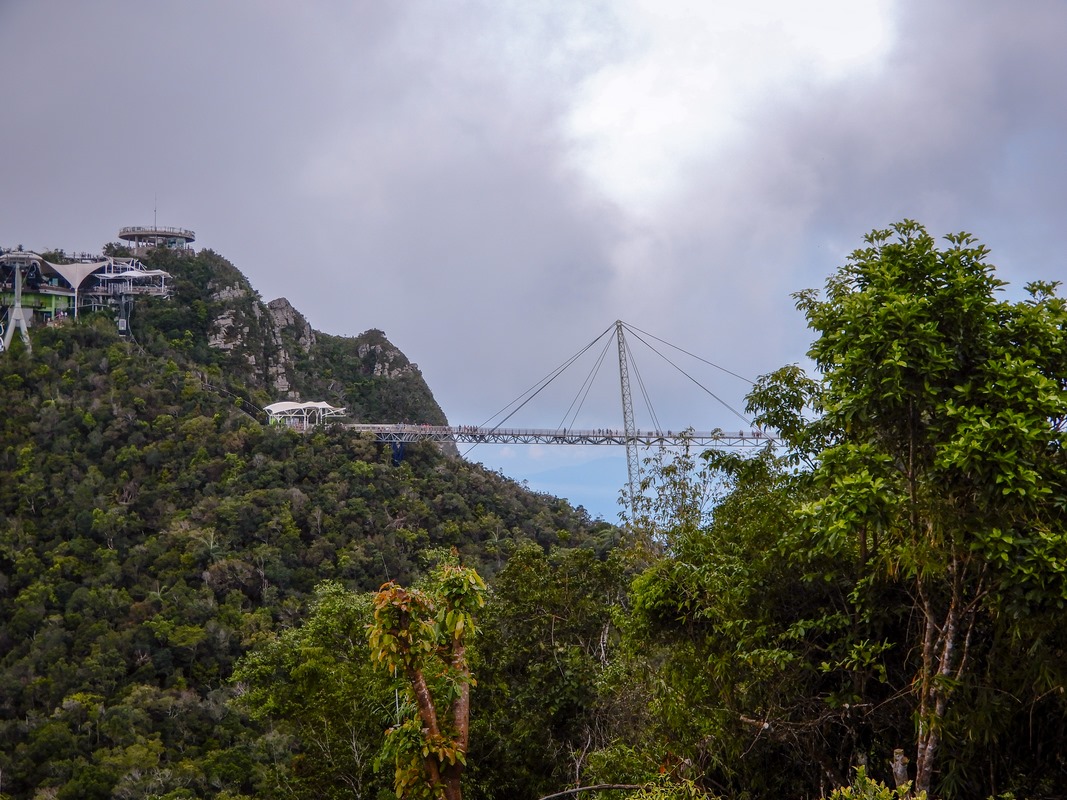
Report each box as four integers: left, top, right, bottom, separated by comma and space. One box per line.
345, 424, 774, 447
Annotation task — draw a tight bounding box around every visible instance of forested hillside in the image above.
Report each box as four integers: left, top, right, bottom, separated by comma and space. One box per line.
4, 225, 1067, 800
0, 246, 619, 799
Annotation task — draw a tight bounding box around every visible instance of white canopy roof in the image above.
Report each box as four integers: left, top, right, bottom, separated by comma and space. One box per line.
264, 401, 343, 413
44, 259, 109, 289
97, 269, 170, 279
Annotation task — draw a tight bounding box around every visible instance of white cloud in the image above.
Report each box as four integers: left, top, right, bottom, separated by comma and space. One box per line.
564, 0, 895, 213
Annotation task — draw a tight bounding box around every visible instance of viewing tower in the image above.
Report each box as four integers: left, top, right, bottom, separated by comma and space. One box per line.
118, 225, 196, 257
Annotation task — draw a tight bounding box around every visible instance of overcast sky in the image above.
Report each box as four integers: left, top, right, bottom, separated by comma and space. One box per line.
3, 1, 1066, 519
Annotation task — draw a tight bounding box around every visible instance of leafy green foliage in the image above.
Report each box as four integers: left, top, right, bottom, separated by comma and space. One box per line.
0, 277, 614, 798
830, 767, 923, 800
468, 543, 628, 800
232, 582, 391, 799
776, 221, 1067, 795
604, 222, 1067, 799
621, 447, 878, 796
12, 222, 1066, 799
369, 556, 487, 800
314, 328, 449, 425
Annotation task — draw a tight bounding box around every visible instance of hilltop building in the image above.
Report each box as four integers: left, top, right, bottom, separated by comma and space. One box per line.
118, 225, 196, 257
0, 225, 181, 352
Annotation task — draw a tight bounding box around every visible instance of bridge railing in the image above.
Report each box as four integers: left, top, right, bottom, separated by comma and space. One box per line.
344, 423, 775, 446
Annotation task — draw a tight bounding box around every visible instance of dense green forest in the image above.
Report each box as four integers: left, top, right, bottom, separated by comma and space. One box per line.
0, 246, 617, 799
3, 224, 1067, 800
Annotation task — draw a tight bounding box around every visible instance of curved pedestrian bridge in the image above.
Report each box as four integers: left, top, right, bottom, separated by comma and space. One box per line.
345, 424, 773, 447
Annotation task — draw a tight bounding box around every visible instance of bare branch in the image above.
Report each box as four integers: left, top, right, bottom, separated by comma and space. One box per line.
537, 784, 645, 800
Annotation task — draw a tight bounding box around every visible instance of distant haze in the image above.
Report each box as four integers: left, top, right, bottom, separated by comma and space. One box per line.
4, 1, 1066, 518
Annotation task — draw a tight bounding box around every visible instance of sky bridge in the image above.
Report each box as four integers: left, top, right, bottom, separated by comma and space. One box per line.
346, 424, 774, 448
272, 320, 773, 517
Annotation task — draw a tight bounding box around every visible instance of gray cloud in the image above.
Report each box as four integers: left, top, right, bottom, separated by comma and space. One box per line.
3, 0, 1066, 517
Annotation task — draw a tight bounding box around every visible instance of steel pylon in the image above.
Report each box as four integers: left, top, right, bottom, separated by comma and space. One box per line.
616, 320, 639, 519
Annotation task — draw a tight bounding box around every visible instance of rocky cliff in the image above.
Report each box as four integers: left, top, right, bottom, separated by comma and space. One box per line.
138, 247, 448, 426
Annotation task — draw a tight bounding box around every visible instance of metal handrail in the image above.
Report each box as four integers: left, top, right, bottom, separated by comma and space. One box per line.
119, 226, 196, 239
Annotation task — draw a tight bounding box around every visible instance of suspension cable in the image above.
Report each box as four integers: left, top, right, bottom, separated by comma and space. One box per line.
624, 334, 662, 433
623, 322, 754, 383
558, 333, 614, 431
462, 320, 755, 457
622, 324, 751, 425
463, 322, 615, 456
477, 322, 614, 429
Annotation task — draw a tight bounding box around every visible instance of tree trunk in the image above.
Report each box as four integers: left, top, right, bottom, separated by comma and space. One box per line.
406, 664, 446, 793
891, 749, 910, 791
912, 560, 978, 796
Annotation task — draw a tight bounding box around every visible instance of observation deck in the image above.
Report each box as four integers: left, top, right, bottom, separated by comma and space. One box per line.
118, 225, 196, 254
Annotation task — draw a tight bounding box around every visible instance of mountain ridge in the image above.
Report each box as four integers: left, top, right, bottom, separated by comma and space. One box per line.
123, 245, 448, 427
0, 240, 617, 799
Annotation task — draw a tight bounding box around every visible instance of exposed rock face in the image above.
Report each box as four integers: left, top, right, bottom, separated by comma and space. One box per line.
207, 311, 238, 351
212, 285, 246, 302
194, 252, 448, 427
357, 341, 417, 378
206, 280, 266, 374
265, 298, 315, 396
204, 277, 315, 397
268, 298, 315, 351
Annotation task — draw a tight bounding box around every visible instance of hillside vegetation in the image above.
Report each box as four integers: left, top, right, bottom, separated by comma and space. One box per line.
0, 246, 619, 799
4, 225, 1067, 800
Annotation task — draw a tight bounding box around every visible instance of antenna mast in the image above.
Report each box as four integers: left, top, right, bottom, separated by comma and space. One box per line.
616, 320, 639, 519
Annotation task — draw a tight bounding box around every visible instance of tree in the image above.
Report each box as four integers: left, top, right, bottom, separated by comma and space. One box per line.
469, 543, 627, 799
368, 556, 487, 800
752, 221, 1067, 795
232, 582, 391, 799
625, 447, 863, 796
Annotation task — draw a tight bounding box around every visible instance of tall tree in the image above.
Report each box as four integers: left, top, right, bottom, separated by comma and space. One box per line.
369, 557, 487, 800
625, 447, 864, 796
753, 221, 1067, 794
